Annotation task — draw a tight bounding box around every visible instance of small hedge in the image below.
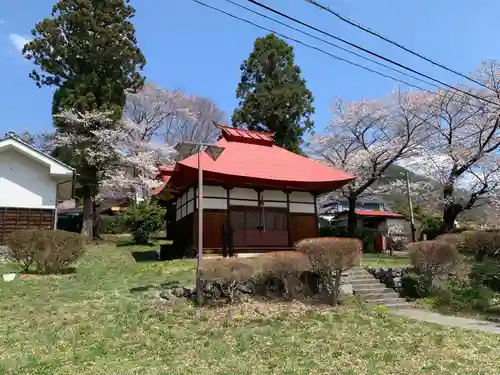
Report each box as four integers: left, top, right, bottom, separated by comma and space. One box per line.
5, 229, 86, 274
199, 238, 361, 306
296, 237, 362, 305
408, 240, 458, 284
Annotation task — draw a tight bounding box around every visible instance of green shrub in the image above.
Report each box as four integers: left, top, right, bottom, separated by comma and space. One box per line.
296, 237, 362, 305
409, 240, 458, 283
420, 216, 443, 240
5, 229, 86, 274
101, 215, 129, 234
433, 278, 494, 313
401, 272, 433, 298
123, 201, 165, 244
470, 259, 500, 292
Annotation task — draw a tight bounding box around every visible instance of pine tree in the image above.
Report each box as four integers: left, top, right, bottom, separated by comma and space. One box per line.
232, 34, 314, 153
23, 0, 146, 237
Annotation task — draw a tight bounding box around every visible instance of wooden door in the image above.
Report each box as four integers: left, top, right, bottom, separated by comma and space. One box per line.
230, 207, 288, 248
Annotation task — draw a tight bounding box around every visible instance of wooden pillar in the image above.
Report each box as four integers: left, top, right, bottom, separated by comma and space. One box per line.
286, 191, 292, 247
193, 186, 198, 254
314, 193, 319, 237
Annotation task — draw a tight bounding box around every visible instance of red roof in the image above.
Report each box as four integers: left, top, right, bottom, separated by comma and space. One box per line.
336, 209, 405, 218
160, 126, 356, 192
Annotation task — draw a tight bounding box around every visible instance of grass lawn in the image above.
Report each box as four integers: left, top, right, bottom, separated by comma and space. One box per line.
361, 253, 411, 268
1, 246, 500, 374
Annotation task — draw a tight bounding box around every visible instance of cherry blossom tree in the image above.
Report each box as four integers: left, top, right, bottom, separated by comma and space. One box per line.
403, 61, 500, 232
54, 110, 175, 204
124, 82, 224, 147
312, 89, 433, 234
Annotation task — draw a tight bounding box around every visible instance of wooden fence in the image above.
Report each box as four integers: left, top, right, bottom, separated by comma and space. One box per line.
0, 207, 55, 244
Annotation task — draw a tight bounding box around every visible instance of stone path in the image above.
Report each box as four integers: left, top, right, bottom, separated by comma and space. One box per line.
393, 308, 500, 334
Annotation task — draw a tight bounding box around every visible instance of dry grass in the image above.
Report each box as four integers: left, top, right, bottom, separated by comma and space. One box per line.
0, 246, 500, 374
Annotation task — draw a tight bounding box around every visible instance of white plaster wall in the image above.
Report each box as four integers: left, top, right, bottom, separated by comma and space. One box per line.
230, 188, 258, 200
230, 199, 258, 207
264, 201, 287, 208
262, 190, 287, 201
187, 201, 194, 215
0, 149, 57, 209
289, 202, 315, 214
289, 191, 314, 203
204, 197, 227, 210
262, 190, 287, 208
0, 139, 73, 176
202, 185, 227, 198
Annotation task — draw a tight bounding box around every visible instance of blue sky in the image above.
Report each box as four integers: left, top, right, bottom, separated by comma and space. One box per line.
1, 0, 499, 135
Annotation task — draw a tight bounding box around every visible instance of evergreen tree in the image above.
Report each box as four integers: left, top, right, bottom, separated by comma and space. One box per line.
232, 34, 314, 153
23, 0, 146, 237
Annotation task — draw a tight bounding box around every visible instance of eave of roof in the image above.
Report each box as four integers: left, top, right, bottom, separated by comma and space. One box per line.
0, 136, 74, 172
164, 127, 355, 192
335, 209, 405, 219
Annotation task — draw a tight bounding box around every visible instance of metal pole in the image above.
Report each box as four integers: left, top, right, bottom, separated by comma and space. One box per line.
405, 170, 416, 242
196, 144, 203, 304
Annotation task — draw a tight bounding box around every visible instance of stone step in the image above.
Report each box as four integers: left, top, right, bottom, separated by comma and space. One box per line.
350, 277, 381, 285
351, 280, 385, 288
363, 297, 402, 304
357, 291, 400, 299
354, 286, 389, 294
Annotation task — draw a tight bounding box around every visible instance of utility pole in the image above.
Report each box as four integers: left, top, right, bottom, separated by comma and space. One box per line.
405, 170, 416, 242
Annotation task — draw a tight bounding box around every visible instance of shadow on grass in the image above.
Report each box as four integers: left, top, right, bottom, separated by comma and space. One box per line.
131, 250, 159, 262
130, 280, 182, 293
23, 267, 77, 275
117, 241, 157, 248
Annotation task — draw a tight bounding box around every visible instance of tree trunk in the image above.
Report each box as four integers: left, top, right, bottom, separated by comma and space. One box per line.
81, 194, 94, 238
442, 205, 459, 234
331, 269, 342, 306
347, 195, 357, 236
441, 182, 460, 234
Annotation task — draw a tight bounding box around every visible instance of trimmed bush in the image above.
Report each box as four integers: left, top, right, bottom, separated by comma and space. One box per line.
201, 258, 256, 303
260, 251, 310, 300
409, 240, 458, 283
435, 232, 464, 250
4, 229, 39, 272
5, 229, 86, 274
101, 215, 129, 234
123, 201, 165, 244
34, 230, 86, 274
296, 237, 362, 305
459, 231, 500, 261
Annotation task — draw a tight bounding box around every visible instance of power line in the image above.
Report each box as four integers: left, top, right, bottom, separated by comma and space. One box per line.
190, 0, 433, 93
220, 0, 441, 91
248, 0, 500, 108
305, 0, 494, 93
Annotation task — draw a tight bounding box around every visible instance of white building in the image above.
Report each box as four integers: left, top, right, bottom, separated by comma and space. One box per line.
0, 136, 75, 242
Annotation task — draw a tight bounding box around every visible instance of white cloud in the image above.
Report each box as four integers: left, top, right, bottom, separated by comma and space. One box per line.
0, 19, 5, 25
9, 33, 30, 51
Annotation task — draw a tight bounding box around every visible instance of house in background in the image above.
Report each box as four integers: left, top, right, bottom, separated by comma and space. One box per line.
0, 136, 75, 243
331, 209, 410, 239
154, 125, 355, 255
